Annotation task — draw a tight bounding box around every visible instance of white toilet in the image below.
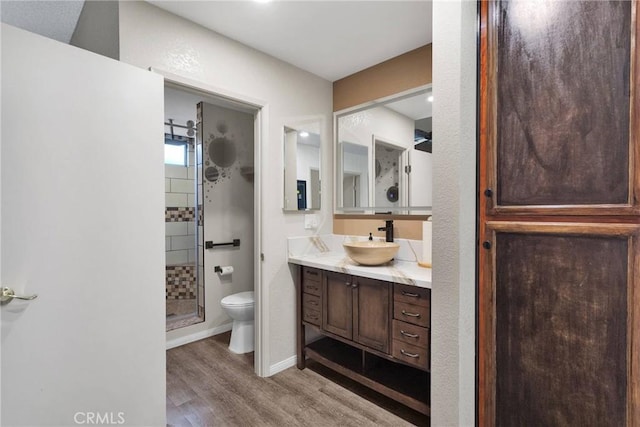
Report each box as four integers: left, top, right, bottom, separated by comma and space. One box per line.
220, 291, 255, 354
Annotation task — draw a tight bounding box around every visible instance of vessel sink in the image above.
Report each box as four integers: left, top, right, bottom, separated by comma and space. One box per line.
343, 241, 400, 266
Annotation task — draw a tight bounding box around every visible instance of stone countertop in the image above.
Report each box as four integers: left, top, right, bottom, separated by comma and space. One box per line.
288, 251, 431, 289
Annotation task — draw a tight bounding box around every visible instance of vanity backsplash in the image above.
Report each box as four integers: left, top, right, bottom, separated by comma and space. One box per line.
287, 234, 425, 264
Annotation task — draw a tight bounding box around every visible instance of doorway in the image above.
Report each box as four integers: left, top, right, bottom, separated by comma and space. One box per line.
161, 74, 264, 375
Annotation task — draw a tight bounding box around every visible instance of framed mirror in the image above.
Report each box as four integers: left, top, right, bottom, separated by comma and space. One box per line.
283, 121, 322, 211
335, 85, 432, 215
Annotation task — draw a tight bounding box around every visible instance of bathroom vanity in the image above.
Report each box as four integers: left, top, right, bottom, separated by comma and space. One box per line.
288, 238, 431, 416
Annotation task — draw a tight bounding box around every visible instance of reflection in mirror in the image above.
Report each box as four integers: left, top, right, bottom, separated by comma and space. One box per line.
283, 123, 321, 211
340, 142, 369, 209
374, 136, 406, 207
335, 86, 432, 214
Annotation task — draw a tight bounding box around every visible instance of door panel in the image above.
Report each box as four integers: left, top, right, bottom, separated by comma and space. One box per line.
353, 277, 390, 353
1, 25, 165, 426
480, 222, 640, 426
322, 271, 353, 339
483, 0, 639, 216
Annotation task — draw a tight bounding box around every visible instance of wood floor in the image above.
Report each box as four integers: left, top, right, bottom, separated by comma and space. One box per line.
167, 332, 429, 426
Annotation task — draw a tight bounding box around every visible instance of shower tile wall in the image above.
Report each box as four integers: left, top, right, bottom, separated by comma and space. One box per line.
165, 144, 197, 301
165, 264, 196, 299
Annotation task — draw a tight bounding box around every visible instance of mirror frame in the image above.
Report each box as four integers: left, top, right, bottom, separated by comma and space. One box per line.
333, 84, 433, 216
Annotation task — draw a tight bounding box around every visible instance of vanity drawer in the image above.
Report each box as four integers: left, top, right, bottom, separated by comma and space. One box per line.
394, 284, 430, 308
392, 319, 429, 349
392, 339, 429, 371
302, 268, 322, 296
303, 308, 321, 326
303, 293, 321, 326
394, 301, 430, 328
303, 280, 322, 297
303, 267, 322, 281
303, 293, 321, 311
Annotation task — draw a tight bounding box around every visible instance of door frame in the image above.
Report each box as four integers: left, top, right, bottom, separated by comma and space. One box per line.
151, 68, 268, 377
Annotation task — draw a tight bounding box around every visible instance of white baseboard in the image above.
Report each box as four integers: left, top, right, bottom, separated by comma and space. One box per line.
269, 355, 297, 376
166, 323, 233, 350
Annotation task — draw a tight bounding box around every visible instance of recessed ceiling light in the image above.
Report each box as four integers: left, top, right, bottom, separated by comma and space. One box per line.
427, 96, 434, 103
299, 131, 309, 138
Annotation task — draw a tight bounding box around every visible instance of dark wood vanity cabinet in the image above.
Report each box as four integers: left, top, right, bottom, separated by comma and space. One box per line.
353, 276, 391, 353
296, 266, 430, 416
322, 271, 354, 339
323, 271, 391, 353
301, 267, 322, 326
392, 284, 430, 370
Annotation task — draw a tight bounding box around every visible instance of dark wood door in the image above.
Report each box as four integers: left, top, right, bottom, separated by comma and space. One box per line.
322, 271, 353, 340
478, 1, 640, 425
481, 222, 640, 426
352, 276, 391, 353
481, 0, 639, 217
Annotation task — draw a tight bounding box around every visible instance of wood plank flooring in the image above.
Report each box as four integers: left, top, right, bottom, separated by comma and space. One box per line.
167, 332, 429, 426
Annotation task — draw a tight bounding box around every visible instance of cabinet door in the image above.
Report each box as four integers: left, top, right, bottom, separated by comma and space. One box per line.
353, 277, 391, 353
481, 0, 639, 216
322, 271, 353, 339
479, 1, 640, 426
479, 222, 640, 426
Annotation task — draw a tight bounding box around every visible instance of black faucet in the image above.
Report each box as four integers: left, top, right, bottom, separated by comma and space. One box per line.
378, 220, 394, 242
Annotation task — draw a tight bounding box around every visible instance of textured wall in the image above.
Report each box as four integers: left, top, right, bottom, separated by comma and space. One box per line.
117, 1, 333, 373
432, 1, 477, 425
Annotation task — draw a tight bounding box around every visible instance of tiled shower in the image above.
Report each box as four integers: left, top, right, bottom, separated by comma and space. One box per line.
164, 121, 203, 331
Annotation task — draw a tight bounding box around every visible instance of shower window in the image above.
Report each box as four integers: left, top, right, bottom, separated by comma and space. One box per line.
164, 140, 188, 166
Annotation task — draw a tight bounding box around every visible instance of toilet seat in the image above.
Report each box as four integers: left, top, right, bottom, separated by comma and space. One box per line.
221, 291, 254, 307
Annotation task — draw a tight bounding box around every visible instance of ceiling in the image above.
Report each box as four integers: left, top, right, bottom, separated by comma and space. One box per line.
1, 0, 431, 82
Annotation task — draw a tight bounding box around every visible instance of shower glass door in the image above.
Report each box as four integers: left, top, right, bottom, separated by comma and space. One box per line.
164, 85, 204, 331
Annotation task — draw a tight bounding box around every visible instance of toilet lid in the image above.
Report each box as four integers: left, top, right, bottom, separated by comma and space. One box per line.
221, 291, 254, 307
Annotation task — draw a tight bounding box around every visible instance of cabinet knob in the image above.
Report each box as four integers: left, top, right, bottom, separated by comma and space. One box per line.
482, 241, 492, 250
484, 188, 493, 198
345, 282, 351, 287
351, 283, 358, 288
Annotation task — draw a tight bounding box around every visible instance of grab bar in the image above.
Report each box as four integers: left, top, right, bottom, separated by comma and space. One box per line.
205, 239, 240, 249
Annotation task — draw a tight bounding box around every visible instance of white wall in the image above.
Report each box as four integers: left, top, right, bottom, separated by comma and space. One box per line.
200, 101, 255, 327
116, 1, 333, 371
432, 1, 477, 425
70, 0, 119, 60
164, 86, 198, 138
